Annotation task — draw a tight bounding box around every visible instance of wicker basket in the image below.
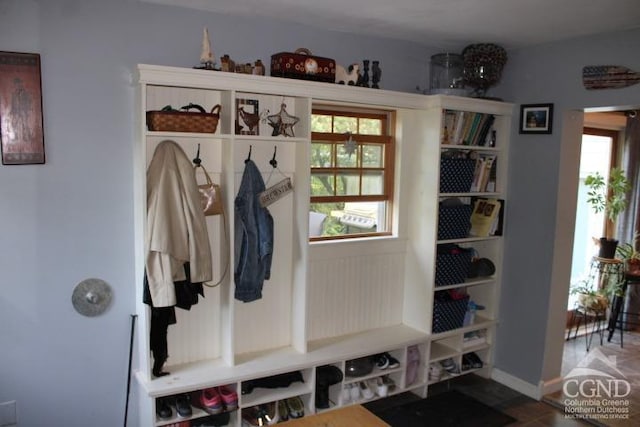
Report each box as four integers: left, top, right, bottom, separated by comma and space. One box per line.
146, 104, 221, 133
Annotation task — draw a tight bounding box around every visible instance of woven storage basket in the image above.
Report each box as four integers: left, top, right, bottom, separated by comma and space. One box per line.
435, 244, 473, 286
432, 293, 470, 333
147, 104, 221, 133
438, 203, 472, 240
439, 157, 476, 193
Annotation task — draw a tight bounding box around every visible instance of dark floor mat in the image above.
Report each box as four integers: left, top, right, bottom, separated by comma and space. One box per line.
371, 390, 517, 427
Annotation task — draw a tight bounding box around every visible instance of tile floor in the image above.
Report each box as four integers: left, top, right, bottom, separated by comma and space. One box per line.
543, 326, 640, 427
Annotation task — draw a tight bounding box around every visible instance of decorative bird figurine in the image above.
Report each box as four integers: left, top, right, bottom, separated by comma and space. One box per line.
238, 105, 260, 134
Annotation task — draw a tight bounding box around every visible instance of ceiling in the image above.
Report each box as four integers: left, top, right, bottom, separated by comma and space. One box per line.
143, 0, 640, 50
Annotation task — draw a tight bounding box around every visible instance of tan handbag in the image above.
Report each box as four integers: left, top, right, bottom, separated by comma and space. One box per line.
196, 165, 223, 216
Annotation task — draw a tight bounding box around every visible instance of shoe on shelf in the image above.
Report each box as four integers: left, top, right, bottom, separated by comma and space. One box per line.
349, 382, 361, 401
341, 384, 352, 404
218, 385, 238, 411
359, 381, 374, 399
381, 375, 396, 392
277, 399, 290, 422
370, 377, 388, 397
174, 393, 192, 418
197, 387, 223, 415
383, 352, 400, 369
374, 353, 389, 370
242, 402, 278, 426
155, 397, 172, 420
315, 383, 330, 409
286, 396, 305, 419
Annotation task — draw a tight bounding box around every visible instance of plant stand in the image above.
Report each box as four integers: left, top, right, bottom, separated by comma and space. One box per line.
566, 303, 607, 351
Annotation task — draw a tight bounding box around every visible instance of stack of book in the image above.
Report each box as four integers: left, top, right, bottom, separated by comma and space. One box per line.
442, 110, 496, 146
470, 154, 497, 192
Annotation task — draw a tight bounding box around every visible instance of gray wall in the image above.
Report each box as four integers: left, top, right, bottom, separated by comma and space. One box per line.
2, 0, 640, 425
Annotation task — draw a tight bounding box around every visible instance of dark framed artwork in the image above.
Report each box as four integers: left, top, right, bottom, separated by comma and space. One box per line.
235, 98, 260, 136
519, 103, 553, 134
0, 51, 45, 165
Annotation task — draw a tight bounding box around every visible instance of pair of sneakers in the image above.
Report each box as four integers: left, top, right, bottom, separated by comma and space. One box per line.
374, 352, 400, 370
342, 377, 391, 403
195, 385, 238, 415
156, 393, 191, 420
277, 396, 305, 421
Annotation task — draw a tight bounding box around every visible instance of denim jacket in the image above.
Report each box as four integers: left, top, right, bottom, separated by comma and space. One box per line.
234, 159, 274, 302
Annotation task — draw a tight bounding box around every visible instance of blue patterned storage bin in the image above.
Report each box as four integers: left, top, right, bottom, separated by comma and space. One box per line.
439, 158, 475, 193
435, 244, 473, 286
432, 292, 470, 333
438, 203, 472, 240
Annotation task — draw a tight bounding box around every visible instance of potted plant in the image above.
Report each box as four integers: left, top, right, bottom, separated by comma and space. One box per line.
569, 278, 623, 312
585, 168, 631, 258
616, 233, 640, 276
570, 282, 609, 312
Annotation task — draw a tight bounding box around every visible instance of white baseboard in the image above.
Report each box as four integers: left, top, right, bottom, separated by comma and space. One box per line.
491, 368, 542, 400
539, 376, 564, 397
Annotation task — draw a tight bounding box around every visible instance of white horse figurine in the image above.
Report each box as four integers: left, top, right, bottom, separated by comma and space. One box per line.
335, 63, 360, 85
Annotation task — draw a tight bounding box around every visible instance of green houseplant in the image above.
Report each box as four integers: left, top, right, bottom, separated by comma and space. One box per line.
616, 232, 640, 276
585, 168, 631, 258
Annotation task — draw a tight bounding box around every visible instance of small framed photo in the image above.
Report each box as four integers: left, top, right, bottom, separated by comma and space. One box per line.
0, 51, 45, 164
235, 98, 260, 136
519, 103, 553, 134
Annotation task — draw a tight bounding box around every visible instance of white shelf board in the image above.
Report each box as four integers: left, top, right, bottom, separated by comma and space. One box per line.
434, 277, 495, 291
139, 324, 427, 397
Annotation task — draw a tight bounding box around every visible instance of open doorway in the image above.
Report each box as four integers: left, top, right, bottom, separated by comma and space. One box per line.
567, 124, 621, 311
561, 110, 630, 372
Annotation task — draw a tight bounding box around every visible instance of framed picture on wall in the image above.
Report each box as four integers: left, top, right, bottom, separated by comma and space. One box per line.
0, 51, 45, 164
519, 103, 553, 134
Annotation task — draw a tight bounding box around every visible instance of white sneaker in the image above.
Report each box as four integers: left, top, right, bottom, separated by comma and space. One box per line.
350, 383, 361, 401
371, 377, 388, 397
341, 384, 351, 403
360, 381, 374, 399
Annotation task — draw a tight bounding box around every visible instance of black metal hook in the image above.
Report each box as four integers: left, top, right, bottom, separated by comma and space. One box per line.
245, 145, 252, 163
193, 143, 202, 166
269, 146, 278, 168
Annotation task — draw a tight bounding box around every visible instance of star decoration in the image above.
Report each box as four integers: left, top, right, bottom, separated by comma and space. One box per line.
343, 132, 358, 157
267, 103, 299, 137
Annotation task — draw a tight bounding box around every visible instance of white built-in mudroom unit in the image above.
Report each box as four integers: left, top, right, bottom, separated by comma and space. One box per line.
134, 64, 513, 426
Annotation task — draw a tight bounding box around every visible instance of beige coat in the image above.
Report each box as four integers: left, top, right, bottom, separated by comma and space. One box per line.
146, 140, 212, 307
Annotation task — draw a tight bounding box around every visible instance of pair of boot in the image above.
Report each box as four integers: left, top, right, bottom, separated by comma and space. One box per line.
315, 365, 344, 409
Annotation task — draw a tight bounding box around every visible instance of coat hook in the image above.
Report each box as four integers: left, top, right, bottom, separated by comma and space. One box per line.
245, 145, 252, 163
193, 143, 202, 166
269, 146, 278, 168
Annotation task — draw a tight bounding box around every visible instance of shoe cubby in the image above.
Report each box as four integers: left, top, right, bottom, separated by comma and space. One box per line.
404, 343, 427, 390
315, 364, 344, 412
240, 369, 313, 408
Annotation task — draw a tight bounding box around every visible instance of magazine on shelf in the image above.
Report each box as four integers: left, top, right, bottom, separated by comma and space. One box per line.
469, 198, 502, 237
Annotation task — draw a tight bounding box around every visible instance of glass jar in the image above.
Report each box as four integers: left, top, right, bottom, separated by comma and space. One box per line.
429, 53, 466, 96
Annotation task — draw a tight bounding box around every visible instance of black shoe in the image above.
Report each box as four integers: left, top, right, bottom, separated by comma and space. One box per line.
155, 398, 172, 420
175, 393, 192, 418
315, 384, 330, 409
374, 353, 389, 370
384, 352, 400, 369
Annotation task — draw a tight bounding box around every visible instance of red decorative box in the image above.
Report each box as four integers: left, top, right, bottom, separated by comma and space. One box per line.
271, 48, 335, 83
